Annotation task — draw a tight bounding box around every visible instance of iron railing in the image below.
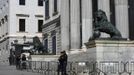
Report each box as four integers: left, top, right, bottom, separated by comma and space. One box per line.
20, 61, 134, 75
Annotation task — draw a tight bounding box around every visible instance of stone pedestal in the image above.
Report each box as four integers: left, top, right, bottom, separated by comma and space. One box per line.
68, 40, 134, 62
86, 40, 134, 62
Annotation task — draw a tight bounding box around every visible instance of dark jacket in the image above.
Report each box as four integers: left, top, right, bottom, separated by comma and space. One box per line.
22, 56, 26, 61
58, 54, 68, 65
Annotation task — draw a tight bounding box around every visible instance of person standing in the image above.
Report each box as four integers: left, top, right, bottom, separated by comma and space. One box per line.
58, 51, 68, 75
8, 55, 12, 65
15, 55, 21, 69
21, 54, 27, 69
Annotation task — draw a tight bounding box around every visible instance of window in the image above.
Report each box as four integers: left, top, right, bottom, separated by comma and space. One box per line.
19, 19, 25, 32
52, 36, 56, 55
19, 0, 25, 5
44, 39, 48, 51
45, 0, 49, 19
110, 0, 115, 26
54, 0, 57, 13
38, 20, 43, 32
38, 0, 43, 6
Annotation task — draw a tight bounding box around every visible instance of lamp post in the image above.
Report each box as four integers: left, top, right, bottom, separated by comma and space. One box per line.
23, 36, 26, 43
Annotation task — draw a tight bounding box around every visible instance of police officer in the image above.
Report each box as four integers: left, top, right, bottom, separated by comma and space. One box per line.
58, 51, 68, 75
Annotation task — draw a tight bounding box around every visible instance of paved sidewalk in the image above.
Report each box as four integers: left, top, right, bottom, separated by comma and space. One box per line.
0, 62, 42, 75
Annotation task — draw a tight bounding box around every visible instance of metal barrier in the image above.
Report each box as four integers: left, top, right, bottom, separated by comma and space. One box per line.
22, 61, 134, 75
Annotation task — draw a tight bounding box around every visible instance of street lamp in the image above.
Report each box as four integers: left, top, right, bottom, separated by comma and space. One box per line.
23, 36, 26, 43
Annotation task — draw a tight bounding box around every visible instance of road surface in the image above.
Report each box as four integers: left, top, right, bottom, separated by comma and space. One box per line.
0, 61, 42, 75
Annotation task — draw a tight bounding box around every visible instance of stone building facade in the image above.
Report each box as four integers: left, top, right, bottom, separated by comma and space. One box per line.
0, 0, 44, 61
43, 0, 134, 55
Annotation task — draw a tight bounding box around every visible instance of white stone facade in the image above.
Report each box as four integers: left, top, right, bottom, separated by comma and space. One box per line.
0, 0, 44, 61
42, 0, 61, 54
43, 0, 134, 55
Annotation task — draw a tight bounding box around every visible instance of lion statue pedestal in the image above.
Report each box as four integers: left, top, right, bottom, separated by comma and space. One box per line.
85, 40, 134, 61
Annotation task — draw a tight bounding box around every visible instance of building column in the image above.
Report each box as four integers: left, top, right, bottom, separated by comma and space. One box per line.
98, 0, 110, 37
60, 0, 70, 50
70, 0, 80, 49
115, 0, 129, 38
82, 0, 93, 45
49, 0, 53, 18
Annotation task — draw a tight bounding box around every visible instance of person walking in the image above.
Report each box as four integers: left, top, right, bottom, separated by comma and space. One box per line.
57, 51, 68, 75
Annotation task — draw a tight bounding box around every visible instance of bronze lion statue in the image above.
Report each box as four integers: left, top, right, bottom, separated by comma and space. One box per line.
90, 10, 122, 40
